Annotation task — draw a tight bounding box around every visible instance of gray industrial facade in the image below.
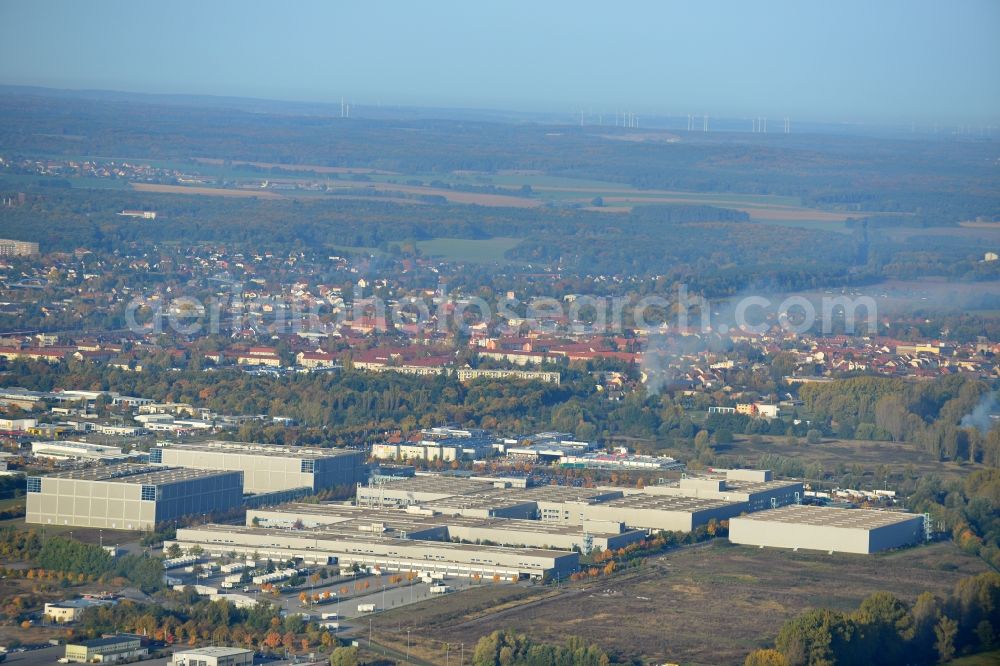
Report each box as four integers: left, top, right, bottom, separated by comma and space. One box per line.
636, 470, 804, 512
167, 523, 578, 580
356, 475, 748, 533
576, 494, 747, 532
26, 464, 243, 530
357, 476, 503, 507
247, 503, 646, 552
151, 441, 364, 493
728, 505, 925, 554
169, 473, 738, 580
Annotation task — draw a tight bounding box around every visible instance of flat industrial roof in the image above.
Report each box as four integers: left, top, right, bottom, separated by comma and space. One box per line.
173, 647, 252, 658
516, 486, 622, 502
716, 479, 803, 493
33, 440, 119, 450
459, 516, 629, 537
363, 477, 627, 509
733, 505, 922, 529
599, 494, 743, 512
254, 503, 630, 537
423, 492, 536, 511
46, 598, 110, 609
72, 635, 138, 648
158, 441, 360, 459
367, 476, 498, 495
44, 464, 238, 485
180, 523, 572, 558
253, 504, 446, 533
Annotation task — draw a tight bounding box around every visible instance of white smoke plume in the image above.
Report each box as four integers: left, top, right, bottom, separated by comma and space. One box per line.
961, 392, 997, 433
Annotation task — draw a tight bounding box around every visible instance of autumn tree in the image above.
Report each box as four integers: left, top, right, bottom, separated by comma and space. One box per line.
744, 649, 789, 666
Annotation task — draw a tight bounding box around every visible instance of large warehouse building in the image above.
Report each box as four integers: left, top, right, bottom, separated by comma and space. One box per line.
26, 464, 243, 530
357, 476, 506, 508
166, 468, 831, 583
728, 505, 925, 554
167, 523, 578, 580
151, 441, 364, 493
627, 469, 804, 512
577, 494, 747, 532
356, 473, 747, 532
247, 502, 646, 552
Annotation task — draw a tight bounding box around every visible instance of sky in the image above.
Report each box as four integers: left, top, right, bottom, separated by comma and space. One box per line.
1, 0, 998, 124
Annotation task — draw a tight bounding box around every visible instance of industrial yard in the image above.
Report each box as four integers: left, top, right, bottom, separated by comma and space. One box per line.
6, 456, 977, 666
5, 425, 985, 664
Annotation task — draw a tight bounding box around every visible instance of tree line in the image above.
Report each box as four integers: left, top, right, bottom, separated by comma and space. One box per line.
746, 571, 1000, 665
798, 375, 1000, 464
0, 527, 164, 593
472, 630, 612, 666
908, 468, 1000, 570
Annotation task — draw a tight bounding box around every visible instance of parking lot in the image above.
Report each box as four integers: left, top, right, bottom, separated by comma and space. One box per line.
169, 561, 479, 629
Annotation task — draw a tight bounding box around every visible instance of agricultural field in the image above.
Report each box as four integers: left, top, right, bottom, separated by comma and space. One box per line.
191, 157, 396, 175
110, 153, 861, 227
415, 237, 523, 263
324, 181, 541, 207
12, 146, 871, 231
130, 183, 284, 198
369, 540, 990, 666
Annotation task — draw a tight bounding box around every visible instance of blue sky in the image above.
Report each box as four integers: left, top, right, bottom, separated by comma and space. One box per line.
1, 0, 998, 123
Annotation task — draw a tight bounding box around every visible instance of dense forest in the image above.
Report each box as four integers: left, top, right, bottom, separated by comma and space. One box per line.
797, 375, 1000, 463
0, 528, 164, 593
908, 468, 1000, 569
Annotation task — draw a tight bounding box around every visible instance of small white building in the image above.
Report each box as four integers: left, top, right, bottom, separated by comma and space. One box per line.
119, 210, 157, 220
31, 440, 128, 462
0, 417, 36, 430
44, 597, 115, 623
169, 647, 254, 666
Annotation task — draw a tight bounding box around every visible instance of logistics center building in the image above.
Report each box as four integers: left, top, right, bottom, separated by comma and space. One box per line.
728, 504, 925, 554
150, 441, 365, 493
167, 523, 579, 580
357, 475, 747, 532
26, 464, 243, 530
632, 468, 804, 512
247, 502, 646, 552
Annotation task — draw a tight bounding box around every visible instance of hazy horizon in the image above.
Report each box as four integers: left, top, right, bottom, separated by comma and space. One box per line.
1, 0, 999, 125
